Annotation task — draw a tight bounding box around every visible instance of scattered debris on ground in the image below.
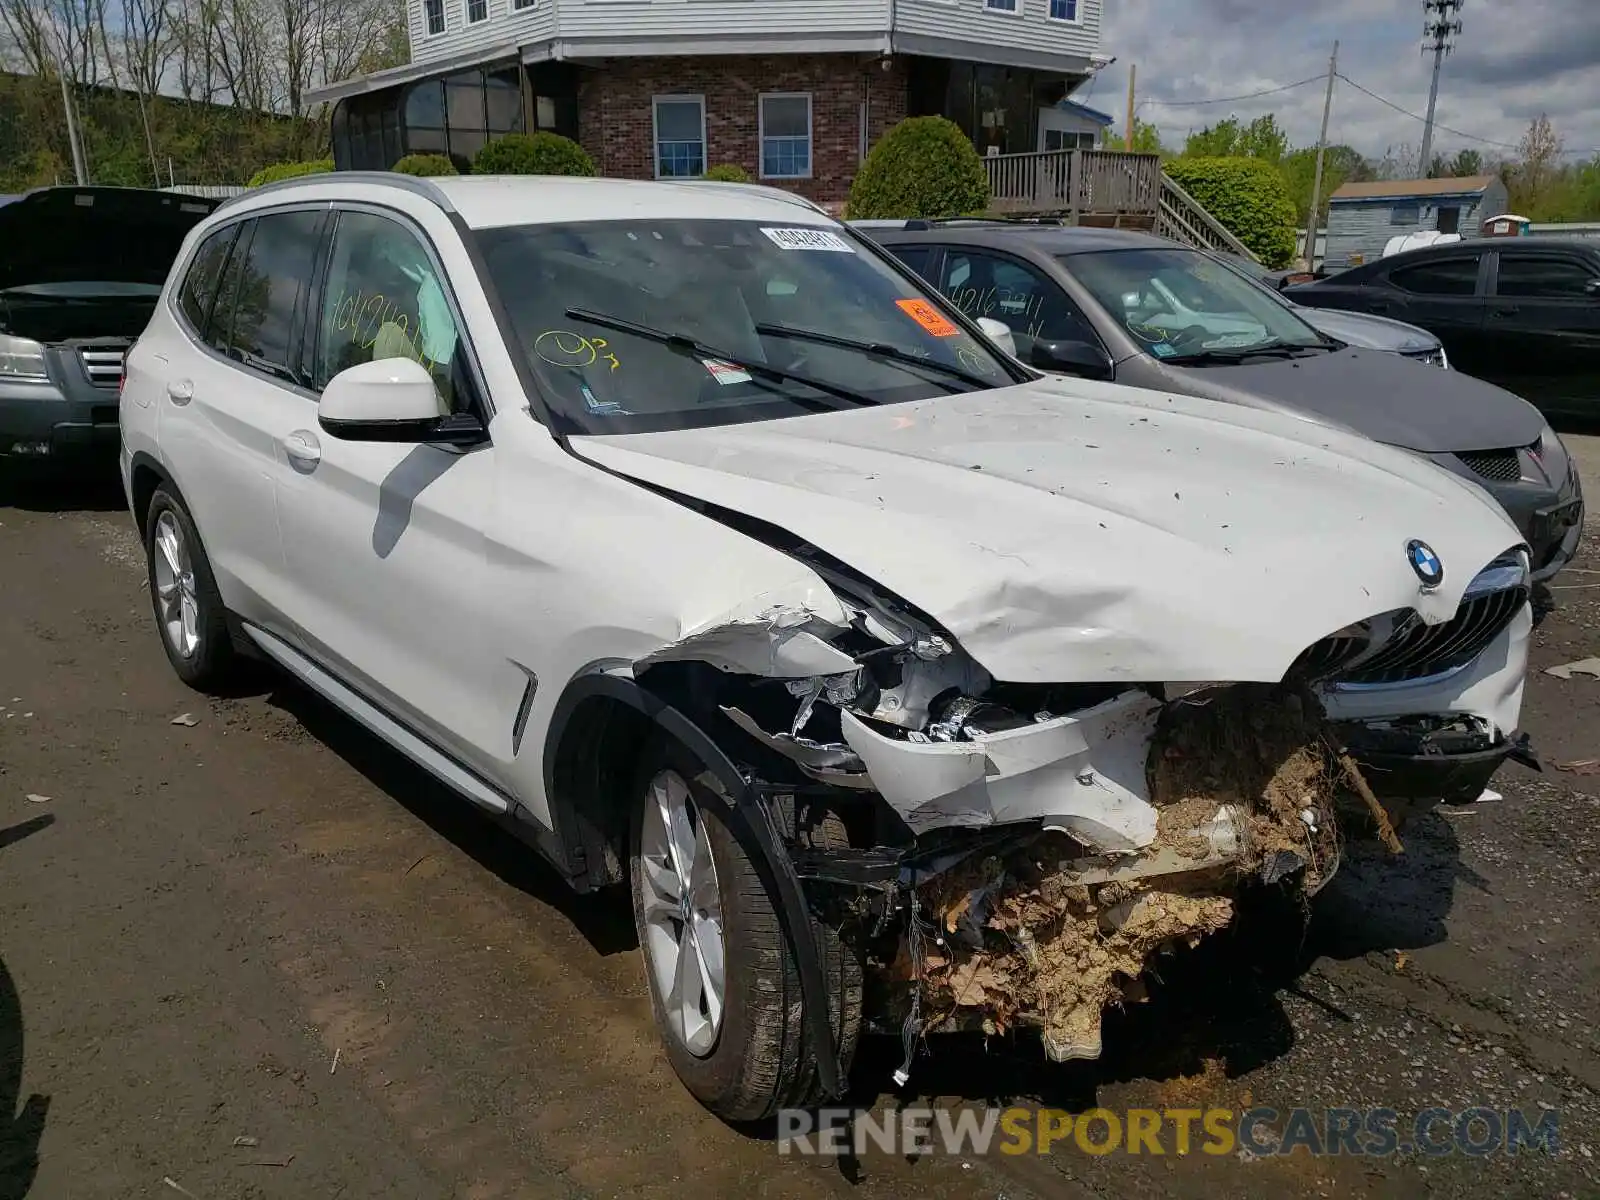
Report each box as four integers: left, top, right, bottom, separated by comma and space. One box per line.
898, 685, 1348, 1062
171, 712, 200, 727
1544, 657, 1600, 680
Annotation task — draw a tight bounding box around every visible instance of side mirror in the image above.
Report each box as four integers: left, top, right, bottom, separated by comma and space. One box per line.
1585, 279, 1600, 297
1030, 339, 1114, 381
318, 357, 486, 446
976, 316, 1017, 358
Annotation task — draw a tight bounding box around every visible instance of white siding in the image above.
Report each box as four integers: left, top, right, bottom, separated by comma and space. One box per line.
894, 0, 1100, 62
556, 0, 890, 43
411, 0, 554, 66
405, 0, 1100, 67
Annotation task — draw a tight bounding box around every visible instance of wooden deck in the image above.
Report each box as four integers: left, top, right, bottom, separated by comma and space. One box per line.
981, 149, 1258, 261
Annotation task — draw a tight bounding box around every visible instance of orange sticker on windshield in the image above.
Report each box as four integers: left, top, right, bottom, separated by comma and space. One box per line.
895, 298, 960, 338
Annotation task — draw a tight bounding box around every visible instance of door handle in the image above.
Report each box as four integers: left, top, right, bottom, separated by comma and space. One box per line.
1491, 306, 1520, 318
165, 379, 193, 404
281, 429, 322, 471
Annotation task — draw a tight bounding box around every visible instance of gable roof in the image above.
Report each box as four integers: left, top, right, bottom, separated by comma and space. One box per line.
1054, 99, 1116, 126
1330, 175, 1499, 201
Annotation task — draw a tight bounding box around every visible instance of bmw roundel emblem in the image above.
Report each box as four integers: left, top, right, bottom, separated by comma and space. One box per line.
1406, 539, 1444, 588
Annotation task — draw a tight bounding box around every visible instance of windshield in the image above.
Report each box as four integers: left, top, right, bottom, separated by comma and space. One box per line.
475, 219, 1016, 434
1065, 247, 1328, 360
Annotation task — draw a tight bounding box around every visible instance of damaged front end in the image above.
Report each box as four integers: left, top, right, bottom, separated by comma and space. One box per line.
632, 555, 1394, 1081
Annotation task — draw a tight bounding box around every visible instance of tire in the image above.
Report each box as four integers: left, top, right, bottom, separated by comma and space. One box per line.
628, 736, 861, 1122
143, 486, 237, 691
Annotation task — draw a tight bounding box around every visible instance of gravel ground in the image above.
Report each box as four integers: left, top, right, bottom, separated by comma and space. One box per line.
1, 442, 1597, 1200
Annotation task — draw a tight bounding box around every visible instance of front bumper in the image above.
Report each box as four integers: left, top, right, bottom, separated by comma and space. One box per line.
0, 384, 121, 465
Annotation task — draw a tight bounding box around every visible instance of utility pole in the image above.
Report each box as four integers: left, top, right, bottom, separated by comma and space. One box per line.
1304, 40, 1339, 272
1124, 63, 1136, 151
1420, 0, 1464, 175
49, 31, 88, 185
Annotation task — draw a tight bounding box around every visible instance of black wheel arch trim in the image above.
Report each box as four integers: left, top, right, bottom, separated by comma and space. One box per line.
542, 670, 844, 1099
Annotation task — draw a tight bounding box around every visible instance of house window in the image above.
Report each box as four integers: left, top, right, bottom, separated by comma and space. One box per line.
466, 0, 487, 21
1049, 0, 1078, 18
985, 0, 1020, 11
760, 94, 812, 179
423, 0, 444, 34
1044, 129, 1097, 151
1390, 203, 1421, 226
513, 0, 534, 8
653, 96, 705, 178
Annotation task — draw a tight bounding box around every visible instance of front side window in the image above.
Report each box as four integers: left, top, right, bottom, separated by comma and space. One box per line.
178, 224, 239, 334
1066, 246, 1328, 359
424, 0, 444, 33
939, 249, 1098, 355
654, 97, 705, 178
474, 219, 1016, 435
224, 209, 324, 383
1389, 257, 1480, 297
316, 211, 460, 410
760, 94, 812, 179
1495, 254, 1596, 299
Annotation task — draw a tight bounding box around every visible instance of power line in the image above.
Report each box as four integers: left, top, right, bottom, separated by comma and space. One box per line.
1337, 71, 1517, 149
1137, 75, 1324, 111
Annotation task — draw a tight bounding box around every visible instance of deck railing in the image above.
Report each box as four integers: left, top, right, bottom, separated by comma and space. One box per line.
980, 148, 1258, 261
983, 149, 1162, 218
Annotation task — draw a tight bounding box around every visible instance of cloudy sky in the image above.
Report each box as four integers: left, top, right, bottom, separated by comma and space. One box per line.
1084, 0, 1599, 167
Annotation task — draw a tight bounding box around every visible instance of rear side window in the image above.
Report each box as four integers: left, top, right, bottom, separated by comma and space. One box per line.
889, 245, 936, 279
1495, 254, 1596, 299
207, 222, 251, 358
177, 225, 238, 334
1388, 257, 1480, 297
223, 210, 325, 383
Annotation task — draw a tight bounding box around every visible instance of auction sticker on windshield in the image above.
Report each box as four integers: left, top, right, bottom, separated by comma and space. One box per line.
895, 298, 960, 338
761, 227, 855, 252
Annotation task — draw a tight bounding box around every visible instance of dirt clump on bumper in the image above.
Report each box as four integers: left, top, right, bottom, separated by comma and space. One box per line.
900, 685, 1341, 1062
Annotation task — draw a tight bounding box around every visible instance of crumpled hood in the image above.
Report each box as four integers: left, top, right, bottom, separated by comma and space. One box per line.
0, 187, 218, 291
575, 377, 1525, 685
1159, 346, 1546, 454
1291, 306, 1438, 353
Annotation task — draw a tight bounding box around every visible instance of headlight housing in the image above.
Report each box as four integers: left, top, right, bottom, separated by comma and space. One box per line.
0, 333, 48, 381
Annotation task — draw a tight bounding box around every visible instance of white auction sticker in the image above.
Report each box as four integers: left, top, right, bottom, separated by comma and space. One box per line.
760, 227, 855, 252
702, 359, 753, 385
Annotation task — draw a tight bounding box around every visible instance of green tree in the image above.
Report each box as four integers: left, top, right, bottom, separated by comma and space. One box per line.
704, 163, 751, 182
1448, 148, 1484, 177
1100, 118, 1166, 156
392, 153, 458, 177
1182, 115, 1287, 164
1509, 113, 1564, 216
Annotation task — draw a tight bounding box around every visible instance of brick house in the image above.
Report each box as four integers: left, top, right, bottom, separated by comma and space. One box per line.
307, 0, 1112, 207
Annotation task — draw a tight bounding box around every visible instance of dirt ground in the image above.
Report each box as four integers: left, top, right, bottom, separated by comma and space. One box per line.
1, 441, 1598, 1200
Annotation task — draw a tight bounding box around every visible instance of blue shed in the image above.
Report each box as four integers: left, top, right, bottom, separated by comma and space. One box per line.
1324, 174, 1509, 269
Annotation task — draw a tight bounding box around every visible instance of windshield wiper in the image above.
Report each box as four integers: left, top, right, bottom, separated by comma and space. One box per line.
564, 307, 877, 408
1163, 340, 1332, 365
753, 323, 994, 391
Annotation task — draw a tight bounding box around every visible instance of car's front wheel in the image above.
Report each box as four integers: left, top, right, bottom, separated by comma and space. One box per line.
143, 486, 237, 691
629, 737, 860, 1121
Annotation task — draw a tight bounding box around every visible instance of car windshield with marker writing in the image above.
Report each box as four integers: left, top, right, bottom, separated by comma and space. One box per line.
474, 218, 1018, 434
1066, 246, 1335, 364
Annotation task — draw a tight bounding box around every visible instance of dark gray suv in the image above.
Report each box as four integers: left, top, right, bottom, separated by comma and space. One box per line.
0, 186, 218, 475
857, 221, 1583, 585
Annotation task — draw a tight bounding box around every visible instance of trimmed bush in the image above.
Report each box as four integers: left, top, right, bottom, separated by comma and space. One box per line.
1164, 156, 1298, 268
846, 116, 989, 220
392, 153, 459, 177
704, 163, 751, 183
472, 132, 596, 176
246, 158, 333, 188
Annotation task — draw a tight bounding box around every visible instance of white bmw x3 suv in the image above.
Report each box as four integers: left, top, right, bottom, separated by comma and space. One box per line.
121, 172, 1535, 1119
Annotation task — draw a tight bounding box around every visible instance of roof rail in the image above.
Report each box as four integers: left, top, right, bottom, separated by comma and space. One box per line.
216, 170, 456, 214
